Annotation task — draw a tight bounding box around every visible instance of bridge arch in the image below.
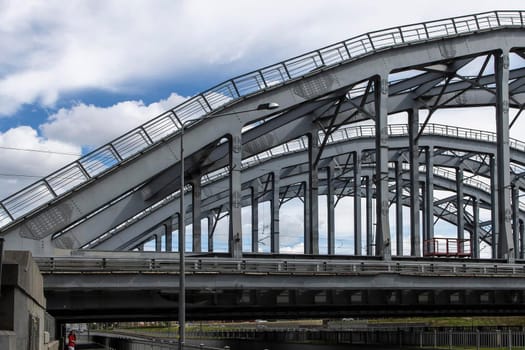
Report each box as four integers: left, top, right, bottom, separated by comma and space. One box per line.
1, 11, 525, 263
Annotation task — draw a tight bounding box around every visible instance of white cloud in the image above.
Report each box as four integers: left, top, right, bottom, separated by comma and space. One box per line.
40, 92, 187, 148
1, 0, 524, 116
0, 126, 80, 199
0, 92, 186, 201
281, 242, 304, 254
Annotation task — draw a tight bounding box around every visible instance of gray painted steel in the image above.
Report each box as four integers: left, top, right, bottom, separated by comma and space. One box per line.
1, 12, 525, 320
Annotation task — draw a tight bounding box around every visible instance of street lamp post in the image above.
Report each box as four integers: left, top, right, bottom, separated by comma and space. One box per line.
177, 102, 279, 349
179, 121, 186, 349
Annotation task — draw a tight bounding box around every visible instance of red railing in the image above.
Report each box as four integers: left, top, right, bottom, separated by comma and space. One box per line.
423, 238, 471, 257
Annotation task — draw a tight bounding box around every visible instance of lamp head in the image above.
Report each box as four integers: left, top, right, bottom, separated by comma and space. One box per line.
256, 102, 279, 110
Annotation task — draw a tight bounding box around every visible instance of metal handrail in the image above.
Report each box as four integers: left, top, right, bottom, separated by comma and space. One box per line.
1, 10, 524, 230
35, 256, 525, 276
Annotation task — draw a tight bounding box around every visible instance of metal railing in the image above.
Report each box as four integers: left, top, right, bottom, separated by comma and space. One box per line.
182, 328, 525, 349
35, 256, 525, 276
0, 11, 523, 231
423, 238, 472, 257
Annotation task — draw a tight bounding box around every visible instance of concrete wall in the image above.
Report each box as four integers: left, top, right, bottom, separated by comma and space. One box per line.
0, 251, 48, 350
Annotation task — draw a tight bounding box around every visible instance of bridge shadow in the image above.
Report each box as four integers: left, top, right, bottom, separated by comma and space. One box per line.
76, 344, 106, 349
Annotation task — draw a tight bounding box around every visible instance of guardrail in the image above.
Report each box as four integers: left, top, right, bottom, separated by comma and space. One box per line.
1, 10, 523, 231
424, 238, 472, 257
35, 256, 525, 277
185, 328, 525, 349
89, 328, 525, 349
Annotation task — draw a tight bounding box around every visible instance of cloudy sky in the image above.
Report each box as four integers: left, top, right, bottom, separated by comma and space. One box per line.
1, 1, 524, 254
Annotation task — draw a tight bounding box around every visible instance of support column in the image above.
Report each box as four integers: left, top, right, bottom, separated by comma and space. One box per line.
207, 213, 214, 253
305, 131, 320, 255
422, 185, 428, 246
519, 220, 525, 259
512, 184, 519, 260
395, 160, 403, 256
164, 219, 173, 252
374, 76, 391, 260
230, 133, 243, 259
192, 177, 202, 253
495, 50, 514, 262
425, 147, 434, 243
271, 172, 280, 253
327, 164, 335, 255
155, 233, 162, 252
456, 167, 465, 251
472, 197, 480, 259
251, 183, 259, 253
490, 156, 498, 259
366, 176, 373, 256
354, 152, 362, 256
408, 108, 421, 257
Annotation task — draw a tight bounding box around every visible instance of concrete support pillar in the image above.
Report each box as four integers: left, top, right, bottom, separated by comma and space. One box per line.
425, 147, 434, 243
271, 172, 280, 253
251, 183, 259, 253
305, 131, 319, 255
365, 176, 374, 256
512, 184, 520, 259
354, 152, 362, 255
490, 156, 498, 259
229, 133, 243, 259
327, 164, 335, 255
0, 252, 47, 350
456, 167, 465, 245
164, 219, 173, 252
495, 50, 514, 262
472, 197, 480, 259
192, 177, 202, 253
395, 160, 403, 256
408, 108, 421, 257
374, 76, 391, 260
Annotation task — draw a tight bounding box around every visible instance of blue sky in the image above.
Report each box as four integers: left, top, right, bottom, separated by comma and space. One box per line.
1, 1, 524, 255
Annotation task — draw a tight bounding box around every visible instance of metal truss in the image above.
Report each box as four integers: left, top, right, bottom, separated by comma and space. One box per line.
1, 11, 525, 264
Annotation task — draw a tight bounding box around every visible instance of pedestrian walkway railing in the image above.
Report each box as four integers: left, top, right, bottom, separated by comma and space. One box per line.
1, 10, 524, 230
35, 256, 525, 276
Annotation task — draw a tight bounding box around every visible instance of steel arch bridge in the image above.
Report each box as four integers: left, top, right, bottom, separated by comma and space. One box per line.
2, 10, 525, 265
